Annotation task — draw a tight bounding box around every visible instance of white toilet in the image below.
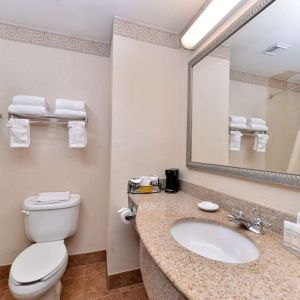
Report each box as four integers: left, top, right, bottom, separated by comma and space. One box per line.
9, 194, 81, 300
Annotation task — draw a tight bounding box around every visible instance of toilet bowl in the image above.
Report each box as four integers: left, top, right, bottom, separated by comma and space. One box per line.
9, 194, 81, 300
9, 241, 68, 300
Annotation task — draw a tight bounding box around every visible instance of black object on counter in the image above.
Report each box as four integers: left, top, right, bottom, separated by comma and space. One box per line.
165, 168, 179, 193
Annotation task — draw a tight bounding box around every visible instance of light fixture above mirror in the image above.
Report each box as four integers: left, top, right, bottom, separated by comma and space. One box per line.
181, 0, 245, 50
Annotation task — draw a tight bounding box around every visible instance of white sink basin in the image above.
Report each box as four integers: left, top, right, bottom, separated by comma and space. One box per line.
171, 220, 259, 264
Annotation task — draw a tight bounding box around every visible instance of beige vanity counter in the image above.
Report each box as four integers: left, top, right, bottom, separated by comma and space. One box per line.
129, 191, 300, 300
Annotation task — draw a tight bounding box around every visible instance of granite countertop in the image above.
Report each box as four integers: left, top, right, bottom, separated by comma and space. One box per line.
129, 191, 300, 300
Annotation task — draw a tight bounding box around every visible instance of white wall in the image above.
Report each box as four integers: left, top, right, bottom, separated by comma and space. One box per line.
192, 56, 229, 165
108, 34, 180, 275
0, 39, 111, 265
267, 88, 300, 172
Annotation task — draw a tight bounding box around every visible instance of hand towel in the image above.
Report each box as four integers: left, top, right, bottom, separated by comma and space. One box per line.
56, 99, 85, 112
7, 118, 30, 148
12, 95, 47, 107
55, 109, 86, 118
230, 131, 243, 151
35, 192, 70, 204
229, 116, 247, 124
68, 121, 87, 148
247, 124, 268, 131
230, 123, 248, 130
8, 104, 48, 116
247, 118, 266, 125
253, 134, 269, 152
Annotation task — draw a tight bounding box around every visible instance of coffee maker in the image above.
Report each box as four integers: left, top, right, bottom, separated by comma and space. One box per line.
165, 168, 179, 193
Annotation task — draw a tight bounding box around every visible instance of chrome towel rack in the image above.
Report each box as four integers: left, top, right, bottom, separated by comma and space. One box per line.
8, 113, 88, 126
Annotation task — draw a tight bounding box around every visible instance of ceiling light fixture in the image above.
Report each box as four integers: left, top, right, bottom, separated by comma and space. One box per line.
264, 43, 292, 56
181, 0, 244, 50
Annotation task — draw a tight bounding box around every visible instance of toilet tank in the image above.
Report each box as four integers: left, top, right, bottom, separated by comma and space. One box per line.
22, 194, 81, 242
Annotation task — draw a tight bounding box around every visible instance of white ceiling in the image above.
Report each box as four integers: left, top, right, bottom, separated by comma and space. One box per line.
0, 0, 205, 43
227, 0, 300, 83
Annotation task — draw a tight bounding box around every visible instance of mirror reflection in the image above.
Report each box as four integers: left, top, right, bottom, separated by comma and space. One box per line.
191, 0, 300, 174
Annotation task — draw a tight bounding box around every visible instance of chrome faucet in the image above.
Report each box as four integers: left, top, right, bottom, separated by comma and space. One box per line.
228, 208, 270, 235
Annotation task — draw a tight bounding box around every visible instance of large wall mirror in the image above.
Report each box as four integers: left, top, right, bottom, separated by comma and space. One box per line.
187, 0, 300, 187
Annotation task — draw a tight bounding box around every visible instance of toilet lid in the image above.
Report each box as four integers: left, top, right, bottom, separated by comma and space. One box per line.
11, 241, 67, 284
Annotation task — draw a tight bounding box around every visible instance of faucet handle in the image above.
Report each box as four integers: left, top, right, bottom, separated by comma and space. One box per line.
252, 208, 271, 227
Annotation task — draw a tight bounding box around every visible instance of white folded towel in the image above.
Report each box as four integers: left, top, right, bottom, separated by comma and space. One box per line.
247, 124, 268, 131
229, 116, 247, 124
8, 104, 48, 116
35, 192, 70, 204
68, 121, 87, 148
230, 123, 248, 130
56, 99, 85, 112
253, 134, 269, 152
55, 109, 86, 118
247, 118, 266, 125
7, 118, 30, 148
12, 95, 47, 107
230, 131, 243, 151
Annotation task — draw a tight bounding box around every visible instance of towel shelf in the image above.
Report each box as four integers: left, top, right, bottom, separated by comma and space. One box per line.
8, 112, 88, 125
230, 129, 267, 136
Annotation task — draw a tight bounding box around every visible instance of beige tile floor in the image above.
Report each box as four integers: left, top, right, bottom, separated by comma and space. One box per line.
0, 262, 149, 300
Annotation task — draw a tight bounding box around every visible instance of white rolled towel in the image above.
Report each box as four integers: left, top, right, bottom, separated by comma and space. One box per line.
247, 118, 266, 125
7, 118, 30, 148
56, 98, 85, 112
248, 124, 268, 131
229, 116, 247, 124
12, 95, 47, 107
230, 123, 248, 130
8, 104, 48, 116
55, 109, 86, 118
68, 121, 87, 148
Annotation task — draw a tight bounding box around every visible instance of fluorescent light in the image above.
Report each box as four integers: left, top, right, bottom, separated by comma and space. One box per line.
181, 0, 243, 49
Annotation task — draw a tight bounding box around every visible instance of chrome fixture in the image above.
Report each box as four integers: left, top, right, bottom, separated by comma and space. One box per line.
228, 209, 271, 235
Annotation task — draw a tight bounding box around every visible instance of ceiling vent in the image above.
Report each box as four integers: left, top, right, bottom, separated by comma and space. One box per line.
264, 43, 292, 56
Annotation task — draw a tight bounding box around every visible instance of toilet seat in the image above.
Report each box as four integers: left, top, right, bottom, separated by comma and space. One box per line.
10, 240, 67, 285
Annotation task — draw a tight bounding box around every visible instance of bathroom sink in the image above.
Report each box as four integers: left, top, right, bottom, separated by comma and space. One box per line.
171, 221, 259, 264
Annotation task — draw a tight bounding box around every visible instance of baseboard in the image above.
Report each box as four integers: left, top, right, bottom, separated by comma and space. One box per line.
107, 269, 143, 290
68, 250, 106, 267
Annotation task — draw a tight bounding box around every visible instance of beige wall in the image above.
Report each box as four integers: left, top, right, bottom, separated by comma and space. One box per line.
191, 56, 229, 164
229, 80, 267, 169
108, 34, 179, 275
267, 89, 300, 172
0, 39, 111, 265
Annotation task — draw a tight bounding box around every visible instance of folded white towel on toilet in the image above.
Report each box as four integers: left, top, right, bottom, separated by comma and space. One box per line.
8, 104, 48, 116
7, 118, 30, 148
54, 109, 86, 118
68, 121, 87, 148
35, 192, 70, 204
55, 99, 85, 112
12, 95, 47, 107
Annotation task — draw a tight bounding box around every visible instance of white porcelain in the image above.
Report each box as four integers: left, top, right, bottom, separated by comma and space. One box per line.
197, 201, 219, 212
9, 195, 80, 300
23, 194, 80, 242
171, 221, 259, 264
9, 256, 67, 300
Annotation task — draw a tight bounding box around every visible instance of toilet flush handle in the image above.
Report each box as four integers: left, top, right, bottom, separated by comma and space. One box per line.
21, 210, 30, 216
